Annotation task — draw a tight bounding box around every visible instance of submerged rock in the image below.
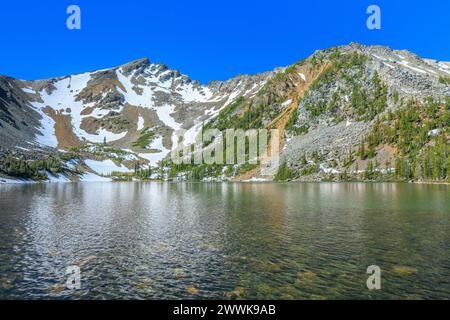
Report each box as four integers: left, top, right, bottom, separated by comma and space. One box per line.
132, 277, 152, 290
76, 255, 97, 268
224, 287, 246, 299
392, 266, 418, 275
186, 285, 199, 295
50, 284, 66, 294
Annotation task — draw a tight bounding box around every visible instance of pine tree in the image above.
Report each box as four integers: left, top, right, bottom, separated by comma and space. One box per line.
359, 140, 366, 160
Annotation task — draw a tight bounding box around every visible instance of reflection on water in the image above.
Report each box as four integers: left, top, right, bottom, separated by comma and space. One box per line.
0, 182, 449, 299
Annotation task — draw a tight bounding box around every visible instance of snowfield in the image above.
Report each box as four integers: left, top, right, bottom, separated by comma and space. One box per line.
85, 159, 133, 175
79, 172, 111, 182
31, 72, 128, 145
137, 116, 145, 131
138, 136, 171, 165
46, 172, 71, 183
22, 87, 35, 94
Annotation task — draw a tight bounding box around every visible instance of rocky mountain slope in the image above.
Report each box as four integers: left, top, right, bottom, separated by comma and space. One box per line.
0, 43, 449, 183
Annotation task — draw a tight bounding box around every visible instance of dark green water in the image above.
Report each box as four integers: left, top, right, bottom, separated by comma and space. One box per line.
0, 182, 449, 299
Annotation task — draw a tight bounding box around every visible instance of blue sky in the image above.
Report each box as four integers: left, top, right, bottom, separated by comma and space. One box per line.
1, 0, 449, 83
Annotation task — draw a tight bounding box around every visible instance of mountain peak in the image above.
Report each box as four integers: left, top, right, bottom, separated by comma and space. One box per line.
120, 58, 150, 74
123, 57, 149, 66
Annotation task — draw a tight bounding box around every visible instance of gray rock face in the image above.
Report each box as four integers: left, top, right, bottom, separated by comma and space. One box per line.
279, 44, 449, 180
283, 121, 372, 170
0, 76, 43, 150
358, 45, 450, 98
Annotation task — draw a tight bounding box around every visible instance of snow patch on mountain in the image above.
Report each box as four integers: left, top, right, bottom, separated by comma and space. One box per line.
176, 84, 214, 102
282, 99, 292, 108
85, 159, 133, 175
137, 116, 145, 131
79, 172, 111, 182
22, 87, 35, 94
34, 112, 58, 148
137, 135, 171, 165
116, 69, 155, 107
156, 104, 180, 130
31, 72, 128, 145
46, 172, 71, 183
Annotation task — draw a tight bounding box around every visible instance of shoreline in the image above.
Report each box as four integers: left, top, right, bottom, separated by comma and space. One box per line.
1, 177, 449, 186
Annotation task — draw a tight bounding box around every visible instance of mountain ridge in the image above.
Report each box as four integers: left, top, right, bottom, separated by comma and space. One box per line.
0, 43, 449, 183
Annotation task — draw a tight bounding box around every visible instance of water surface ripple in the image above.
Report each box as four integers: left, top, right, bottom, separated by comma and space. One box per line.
0, 182, 449, 299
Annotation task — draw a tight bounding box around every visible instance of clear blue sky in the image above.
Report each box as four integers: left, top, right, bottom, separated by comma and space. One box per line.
1, 0, 449, 83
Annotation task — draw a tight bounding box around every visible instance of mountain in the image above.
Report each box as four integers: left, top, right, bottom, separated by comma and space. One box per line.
0, 43, 449, 183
